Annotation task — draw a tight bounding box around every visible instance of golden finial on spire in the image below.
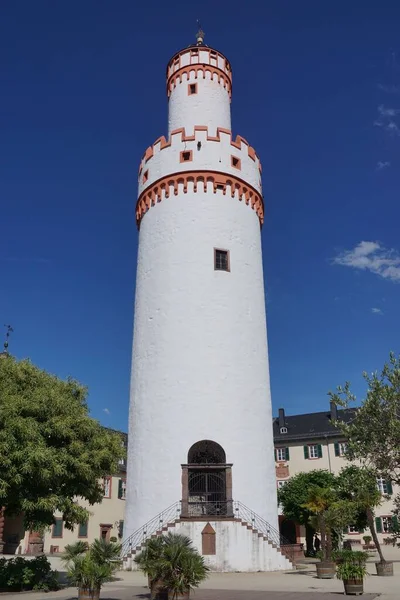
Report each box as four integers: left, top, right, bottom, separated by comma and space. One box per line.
196, 20, 204, 45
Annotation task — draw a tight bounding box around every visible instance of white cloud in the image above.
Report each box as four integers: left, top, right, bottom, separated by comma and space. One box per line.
374, 104, 400, 135
378, 84, 400, 94
371, 307, 383, 314
333, 241, 400, 283
103, 408, 110, 415
376, 160, 391, 170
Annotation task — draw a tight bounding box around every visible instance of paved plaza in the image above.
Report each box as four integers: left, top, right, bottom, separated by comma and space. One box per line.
3, 560, 400, 600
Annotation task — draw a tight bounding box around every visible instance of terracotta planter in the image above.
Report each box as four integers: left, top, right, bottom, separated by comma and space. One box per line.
343, 579, 364, 595
316, 561, 336, 579
151, 579, 168, 600
78, 588, 100, 600
376, 561, 393, 577
167, 591, 190, 600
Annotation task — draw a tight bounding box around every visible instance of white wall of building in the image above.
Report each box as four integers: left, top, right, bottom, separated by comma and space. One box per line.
137, 128, 262, 199
168, 74, 231, 136
128, 520, 291, 572
126, 185, 276, 539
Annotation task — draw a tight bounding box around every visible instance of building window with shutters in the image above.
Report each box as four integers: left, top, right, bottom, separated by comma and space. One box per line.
118, 478, 127, 500
78, 521, 88, 538
376, 515, 398, 534
102, 476, 112, 499
275, 447, 290, 462
304, 444, 322, 460
52, 518, 63, 538
334, 442, 347, 457
376, 478, 393, 495
348, 525, 361, 534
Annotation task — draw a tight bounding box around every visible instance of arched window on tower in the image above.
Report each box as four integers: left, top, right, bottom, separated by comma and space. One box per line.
187, 440, 226, 465
181, 440, 233, 519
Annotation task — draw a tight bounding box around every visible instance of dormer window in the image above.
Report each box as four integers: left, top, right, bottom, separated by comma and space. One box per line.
280, 427, 288, 434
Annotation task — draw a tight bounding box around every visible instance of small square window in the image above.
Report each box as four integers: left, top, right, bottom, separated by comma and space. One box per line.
214, 249, 230, 272
180, 150, 193, 163
231, 156, 241, 170
277, 480, 286, 489
188, 83, 197, 95
143, 170, 149, 184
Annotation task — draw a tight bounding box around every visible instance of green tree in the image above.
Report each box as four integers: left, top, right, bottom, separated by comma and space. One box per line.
329, 353, 400, 482
337, 465, 387, 564
277, 470, 337, 553
0, 357, 124, 530
330, 353, 400, 552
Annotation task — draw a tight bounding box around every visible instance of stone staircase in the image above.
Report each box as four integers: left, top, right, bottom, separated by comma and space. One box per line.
122, 501, 294, 572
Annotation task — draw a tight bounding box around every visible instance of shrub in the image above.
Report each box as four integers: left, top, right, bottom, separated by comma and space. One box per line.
0, 556, 60, 591
363, 535, 372, 545
334, 550, 368, 581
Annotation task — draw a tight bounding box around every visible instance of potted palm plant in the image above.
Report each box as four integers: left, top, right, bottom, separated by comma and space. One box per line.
135, 533, 209, 600
134, 536, 168, 599
335, 549, 368, 595
303, 485, 338, 579
160, 534, 209, 600
304, 485, 357, 579
63, 539, 121, 600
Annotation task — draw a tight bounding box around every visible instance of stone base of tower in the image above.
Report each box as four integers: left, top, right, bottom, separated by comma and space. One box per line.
124, 519, 293, 573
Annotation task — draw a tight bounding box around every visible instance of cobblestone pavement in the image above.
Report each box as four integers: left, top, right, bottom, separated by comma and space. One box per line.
21, 589, 378, 600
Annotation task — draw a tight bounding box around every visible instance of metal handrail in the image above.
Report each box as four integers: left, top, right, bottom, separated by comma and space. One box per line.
121, 499, 294, 562
121, 501, 181, 557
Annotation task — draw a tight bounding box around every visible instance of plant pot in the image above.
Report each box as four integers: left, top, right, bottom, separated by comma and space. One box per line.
167, 591, 190, 600
343, 579, 364, 595
376, 561, 393, 577
316, 561, 336, 579
78, 588, 100, 600
151, 580, 168, 600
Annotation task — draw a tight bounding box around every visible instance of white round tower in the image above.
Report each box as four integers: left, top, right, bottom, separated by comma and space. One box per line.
125, 33, 284, 572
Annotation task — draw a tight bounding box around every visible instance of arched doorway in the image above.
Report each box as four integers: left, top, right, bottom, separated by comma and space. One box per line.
181, 440, 233, 518
280, 518, 297, 544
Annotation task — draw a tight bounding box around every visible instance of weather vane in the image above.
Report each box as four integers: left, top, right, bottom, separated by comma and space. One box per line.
196, 20, 205, 45
3, 324, 13, 354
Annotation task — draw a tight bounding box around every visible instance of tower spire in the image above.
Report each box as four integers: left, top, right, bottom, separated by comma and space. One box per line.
195, 20, 204, 45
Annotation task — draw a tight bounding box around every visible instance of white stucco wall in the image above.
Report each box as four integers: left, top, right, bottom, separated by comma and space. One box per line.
166, 47, 232, 137
174, 521, 291, 572
126, 185, 277, 540
126, 42, 277, 554
138, 128, 262, 199
168, 74, 231, 136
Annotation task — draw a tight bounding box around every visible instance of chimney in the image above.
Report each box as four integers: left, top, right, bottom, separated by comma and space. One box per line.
330, 401, 338, 422
278, 408, 285, 428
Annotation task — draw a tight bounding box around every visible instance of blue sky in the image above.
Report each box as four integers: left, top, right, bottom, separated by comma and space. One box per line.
1, 1, 400, 431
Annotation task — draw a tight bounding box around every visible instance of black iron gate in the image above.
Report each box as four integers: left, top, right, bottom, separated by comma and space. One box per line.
188, 470, 227, 516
